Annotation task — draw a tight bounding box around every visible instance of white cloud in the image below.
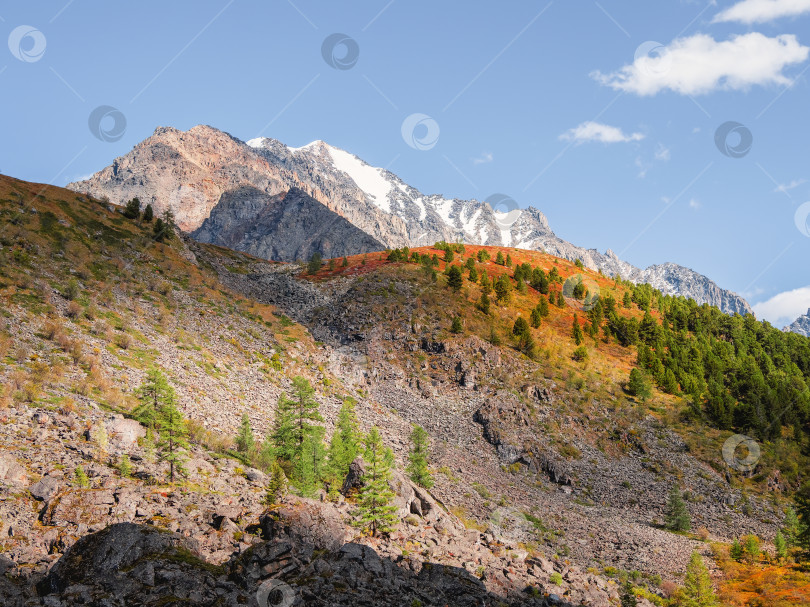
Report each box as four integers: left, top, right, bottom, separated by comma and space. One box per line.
655, 143, 671, 161
752, 285, 810, 327
714, 0, 810, 24
472, 152, 493, 165
559, 121, 645, 144
592, 33, 809, 96
774, 178, 806, 193
689, 198, 702, 209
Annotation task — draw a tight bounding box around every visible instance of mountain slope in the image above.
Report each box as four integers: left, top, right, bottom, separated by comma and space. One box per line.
787, 308, 810, 336
69, 125, 752, 315
1, 174, 804, 606
191, 185, 384, 261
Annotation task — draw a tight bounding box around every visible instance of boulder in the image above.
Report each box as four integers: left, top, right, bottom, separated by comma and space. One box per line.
29, 476, 60, 501
0, 454, 28, 486
105, 416, 146, 451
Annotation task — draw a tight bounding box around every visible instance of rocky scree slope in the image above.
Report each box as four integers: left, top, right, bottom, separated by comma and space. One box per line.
69, 125, 751, 315
199, 243, 781, 586
0, 176, 656, 606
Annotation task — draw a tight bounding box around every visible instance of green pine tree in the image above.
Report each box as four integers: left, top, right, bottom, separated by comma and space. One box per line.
235, 413, 255, 456
571, 315, 584, 345
494, 275, 512, 304
342, 256, 349, 268
446, 265, 463, 291
620, 581, 637, 607
123, 197, 141, 219
665, 485, 692, 532
256, 434, 276, 470
478, 291, 491, 315
407, 425, 433, 489
307, 251, 323, 274
480, 272, 492, 295
530, 306, 542, 328
794, 481, 810, 561
774, 531, 788, 561
680, 552, 718, 607
355, 427, 398, 537
537, 297, 549, 317
75, 466, 90, 488
495, 251, 505, 265
513, 316, 530, 336
142, 203, 154, 222
265, 459, 287, 505
628, 368, 652, 402
729, 538, 743, 561
450, 315, 463, 334
295, 429, 322, 497
134, 367, 175, 430
156, 398, 189, 483
272, 376, 324, 465
118, 454, 132, 478
783, 505, 801, 547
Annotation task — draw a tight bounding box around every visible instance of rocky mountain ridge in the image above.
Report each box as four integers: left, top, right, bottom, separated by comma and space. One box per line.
69, 125, 752, 315
786, 308, 810, 337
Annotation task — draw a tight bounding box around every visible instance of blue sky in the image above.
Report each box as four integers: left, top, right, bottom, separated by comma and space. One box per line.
2, 0, 810, 326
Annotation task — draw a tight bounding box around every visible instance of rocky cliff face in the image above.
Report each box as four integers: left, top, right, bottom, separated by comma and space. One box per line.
192, 186, 384, 261
786, 309, 810, 336
69, 125, 751, 315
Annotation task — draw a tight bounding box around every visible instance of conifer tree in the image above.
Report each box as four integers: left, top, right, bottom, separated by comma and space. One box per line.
506, 254, 513, 267
620, 581, 637, 607
342, 256, 349, 267
272, 376, 324, 465
135, 367, 175, 430
495, 251, 505, 265
729, 538, 743, 561
628, 368, 652, 402
479, 291, 491, 315
795, 481, 810, 561
450, 316, 463, 334
355, 427, 398, 537
156, 398, 189, 483
513, 316, 530, 336
480, 272, 492, 295
665, 485, 691, 532
494, 275, 512, 304
118, 454, 132, 478
235, 413, 255, 456
782, 505, 801, 547
142, 204, 154, 222
774, 531, 788, 561
265, 459, 287, 505
295, 428, 324, 497
123, 197, 141, 219
572, 315, 584, 345
407, 425, 433, 489
468, 265, 478, 282
680, 552, 718, 607
326, 398, 361, 483
537, 298, 549, 318
444, 248, 454, 263
307, 251, 323, 274
446, 265, 463, 291
530, 307, 542, 328
257, 434, 276, 470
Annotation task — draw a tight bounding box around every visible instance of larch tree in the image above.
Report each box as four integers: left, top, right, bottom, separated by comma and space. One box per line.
406, 425, 433, 489
355, 427, 398, 537
679, 552, 718, 607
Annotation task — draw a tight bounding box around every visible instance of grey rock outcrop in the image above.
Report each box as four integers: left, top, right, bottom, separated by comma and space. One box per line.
786, 308, 810, 337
